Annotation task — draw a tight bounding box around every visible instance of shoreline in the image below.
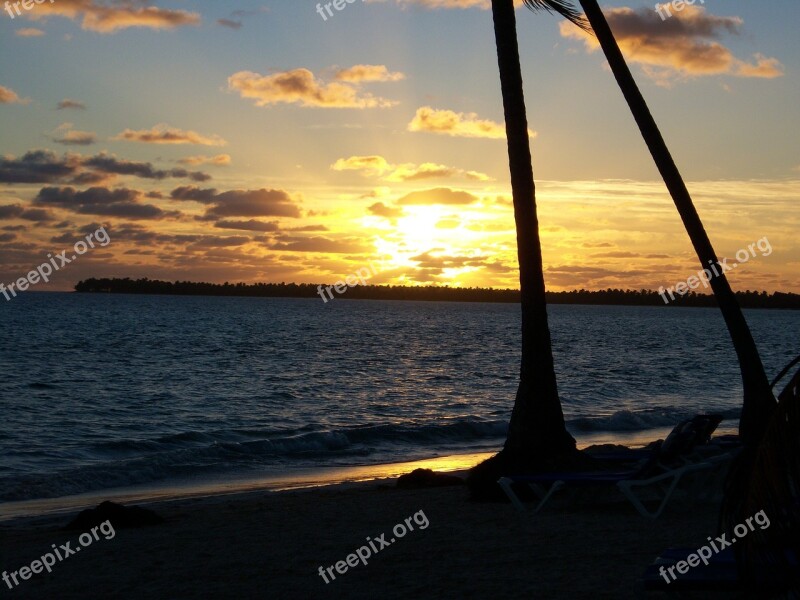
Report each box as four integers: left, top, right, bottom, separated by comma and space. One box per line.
0, 425, 727, 524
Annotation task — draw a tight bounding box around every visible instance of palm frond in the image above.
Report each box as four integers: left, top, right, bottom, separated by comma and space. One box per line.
522, 0, 591, 32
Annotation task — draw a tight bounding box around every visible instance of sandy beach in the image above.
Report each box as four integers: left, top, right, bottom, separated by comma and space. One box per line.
0, 471, 729, 600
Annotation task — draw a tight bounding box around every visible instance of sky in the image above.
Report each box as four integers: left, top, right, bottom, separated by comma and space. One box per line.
1, 0, 798, 293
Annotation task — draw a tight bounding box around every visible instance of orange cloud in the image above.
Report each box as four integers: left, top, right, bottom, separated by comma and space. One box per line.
26, 0, 200, 33
390, 0, 525, 8
50, 123, 97, 146
178, 155, 232, 166
408, 106, 524, 139
332, 155, 392, 175
560, 6, 784, 85
332, 154, 491, 182
15, 28, 45, 37
0, 85, 27, 104
396, 188, 479, 205
334, 65, 405, 83
368, 202, 404, 220
114, 124, 227, 146
228, 67, 399, 109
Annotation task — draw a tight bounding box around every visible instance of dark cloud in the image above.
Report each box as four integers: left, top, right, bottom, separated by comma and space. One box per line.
0, 150, 77, 184
269, 235, 370, 254
0, 205, 24, 219
410, 250, 489, 272
57, 99, 86, 110
170, 186, 302, 219
214, 219, 280, 232
0, 150, 211, 184
189, 236, 251, 248
0, 203, 54, 221
217, 18, 242, 29
34, 186, 178, 220
84, 154, 211, 182
286, 224, 329, 232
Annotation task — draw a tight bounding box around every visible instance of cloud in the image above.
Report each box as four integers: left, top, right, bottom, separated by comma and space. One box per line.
332, 155, 492, 182
0, 204, 55, 222
410, 250, 490, 272
170, 186, 303, 219
332, 155, 392, 175
24, 0, 201, 34
34, 186, 177, 220
113, 124, 227, 146
83, 153, 211, 181
0, 85, 28, 105
592, 251, 641, 259
214, 219, 280, 232
57, 99, 86, 110
0, 150, 211, 184
386, 163, 459, 182
16, 28, 45, 37
560, 6, 784, 85
50, 123, 97, 146
178, 154, 232, 166
228, 67, 399, 109
217, 18, 242, 30
396, 188, 479, 205
189, 236, 251, 248
368, 202, 404, 220
334, 65, 405, 83
269, 235, 371, 254
0, 150, 78, 183
408, 106, 521, 139
391, 0, 508, 8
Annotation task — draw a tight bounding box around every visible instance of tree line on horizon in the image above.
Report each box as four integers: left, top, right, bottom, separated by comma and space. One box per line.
73, 277, 800, 309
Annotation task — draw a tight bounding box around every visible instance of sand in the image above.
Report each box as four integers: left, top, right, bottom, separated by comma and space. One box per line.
0, 475, 729, 599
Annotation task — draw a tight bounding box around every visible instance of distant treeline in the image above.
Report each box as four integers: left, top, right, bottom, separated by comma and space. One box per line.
73, 278, 800, 309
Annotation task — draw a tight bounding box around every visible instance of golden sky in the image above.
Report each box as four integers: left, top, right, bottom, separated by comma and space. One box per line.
1, 1, 798, 292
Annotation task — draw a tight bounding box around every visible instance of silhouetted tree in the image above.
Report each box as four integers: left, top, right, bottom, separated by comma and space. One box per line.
467, 0, 592, 497
570, 0, 776, 448
495, 0, 590, 459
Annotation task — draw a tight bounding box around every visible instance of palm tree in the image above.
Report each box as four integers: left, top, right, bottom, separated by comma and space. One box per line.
563, 0, 777, 448
495, 0, 590, 459
468, 1, 589, 497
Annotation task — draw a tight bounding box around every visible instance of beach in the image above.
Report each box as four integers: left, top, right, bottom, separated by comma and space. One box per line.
0, 468, 728, 600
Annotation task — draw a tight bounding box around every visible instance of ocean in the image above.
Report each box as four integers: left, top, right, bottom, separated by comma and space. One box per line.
1, 293, 798, 508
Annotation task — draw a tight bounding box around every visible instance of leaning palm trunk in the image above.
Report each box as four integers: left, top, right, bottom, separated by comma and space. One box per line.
575, 0, 776, 448
492, 0, 576, 458
719, 365, 800, 593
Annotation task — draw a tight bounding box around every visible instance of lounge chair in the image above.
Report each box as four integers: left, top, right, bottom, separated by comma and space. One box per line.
498, 459, 722, 518
498, 415, 733, 518
589, 413, 726, 467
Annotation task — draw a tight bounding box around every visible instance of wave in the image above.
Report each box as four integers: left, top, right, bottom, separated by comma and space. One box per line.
0, 408, 740, 502
568, 407, 740, 432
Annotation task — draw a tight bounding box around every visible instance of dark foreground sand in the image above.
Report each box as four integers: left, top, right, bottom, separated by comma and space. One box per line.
0, 478, 733, 600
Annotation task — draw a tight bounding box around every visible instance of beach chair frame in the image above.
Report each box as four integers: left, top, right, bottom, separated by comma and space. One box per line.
498, 459, 721, 519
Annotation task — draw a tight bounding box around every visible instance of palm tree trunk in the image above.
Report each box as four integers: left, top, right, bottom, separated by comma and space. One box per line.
577, 0, 775, 447
492, 0, 576, 458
